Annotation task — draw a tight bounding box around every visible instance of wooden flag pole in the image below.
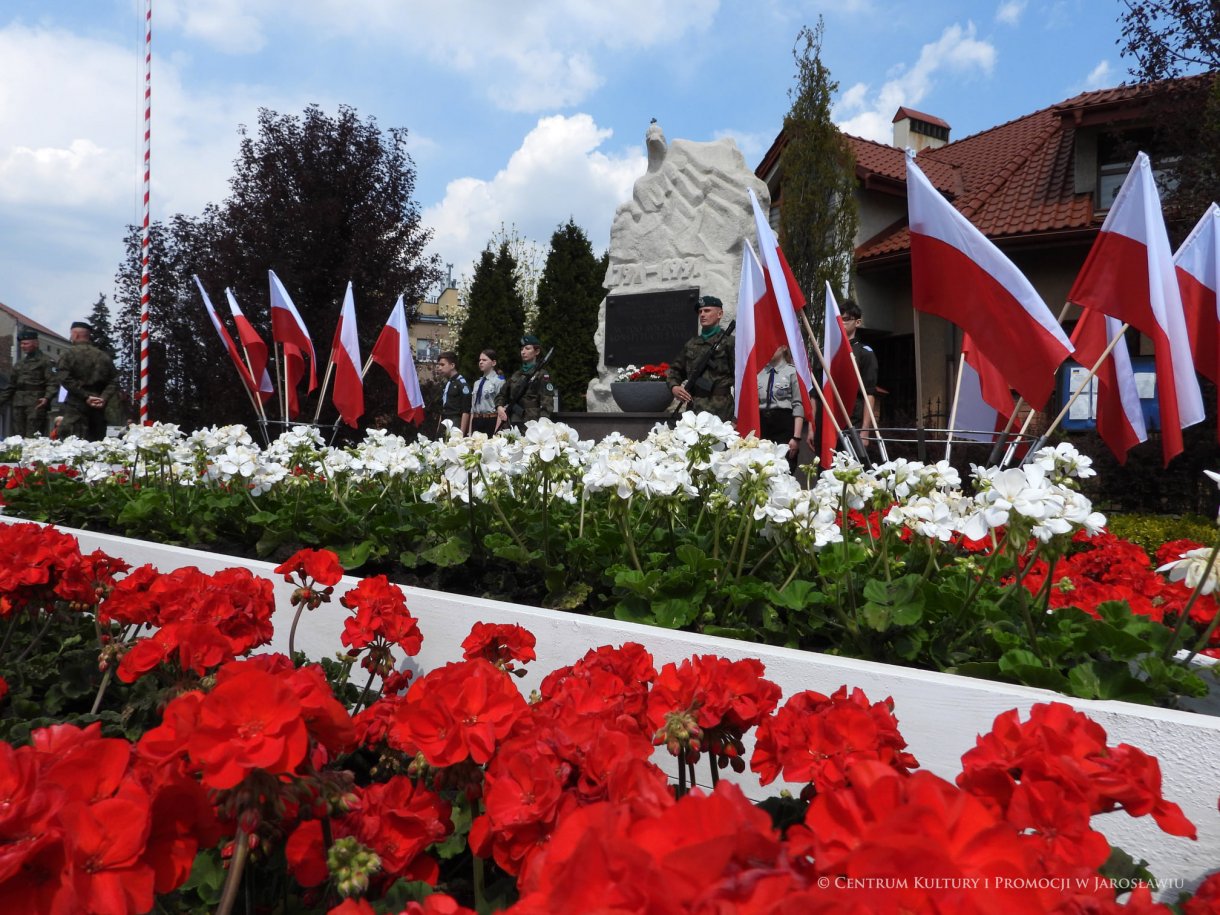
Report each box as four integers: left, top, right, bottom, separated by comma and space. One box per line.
844, 335, 889, 462
1038, 322, 1130, 443
943, 351, 967, 461
311, 354, 338, 425
795, 310, 862, 462
361, 354, 375, 378
273, 343, 286, 423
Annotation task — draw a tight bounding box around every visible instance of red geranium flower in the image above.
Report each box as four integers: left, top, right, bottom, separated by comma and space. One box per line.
390, 660, 527, 767
182, 667, 311, 789
340, 575, 423, 677
461, 622, 536, 671
751, 686, 918, 797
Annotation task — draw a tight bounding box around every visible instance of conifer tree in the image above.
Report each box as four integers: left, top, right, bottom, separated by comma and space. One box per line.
87, 293, 117, 356
533, 219, 605, 412
456, 240, 526, 379
778, 19, 859, 324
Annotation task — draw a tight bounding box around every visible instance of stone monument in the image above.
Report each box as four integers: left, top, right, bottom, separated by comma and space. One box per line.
586, 121, 772, 411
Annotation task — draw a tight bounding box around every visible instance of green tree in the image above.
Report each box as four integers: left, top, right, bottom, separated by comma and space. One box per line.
115, 104, 441, 429
533, 219, 605, 412
456, 240, 526, 380
86, 293, 117, 357
1118, 1, 1220, 239
778, 19, 859, 320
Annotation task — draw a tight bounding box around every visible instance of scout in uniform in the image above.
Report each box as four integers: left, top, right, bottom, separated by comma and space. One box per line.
757, 346, 806, 473
469, 348, 505, 435
496, 335, 555, 429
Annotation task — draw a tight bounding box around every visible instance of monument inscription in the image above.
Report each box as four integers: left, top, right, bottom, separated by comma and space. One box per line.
603, 289, 698, 368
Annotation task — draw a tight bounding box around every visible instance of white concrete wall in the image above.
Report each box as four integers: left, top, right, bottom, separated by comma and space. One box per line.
21, 520, 1220, 897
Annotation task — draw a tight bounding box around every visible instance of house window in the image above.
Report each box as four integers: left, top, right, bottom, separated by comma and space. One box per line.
415, 339, 440, 362
1095, 128, 1177, 211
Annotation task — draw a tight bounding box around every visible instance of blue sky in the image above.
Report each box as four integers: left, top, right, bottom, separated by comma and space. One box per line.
0, 0, 1129, 337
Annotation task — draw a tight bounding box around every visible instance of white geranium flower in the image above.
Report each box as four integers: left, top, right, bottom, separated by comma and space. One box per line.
1158, 548, 1220, 595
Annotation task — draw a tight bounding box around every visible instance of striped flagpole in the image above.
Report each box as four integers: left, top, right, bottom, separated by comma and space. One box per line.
138, 0, 152, 424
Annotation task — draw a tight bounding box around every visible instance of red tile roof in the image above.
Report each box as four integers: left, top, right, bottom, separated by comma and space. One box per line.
756, 76, 1214, 264
0, 301, 70, 342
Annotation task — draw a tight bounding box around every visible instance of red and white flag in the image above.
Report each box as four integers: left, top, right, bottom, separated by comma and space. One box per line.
733, 242, 771, 437
1069, 152, 1204, 464
370, 295, 425, 426
1174, 202, 1220, 442
906, 154, 1073, 411
746, 188, 815, 424
224, 288, 273, 402
193, 275, 258, 397
329, 282, 364, 428
269, 270, 318, 419
953, 333, 1013, 442
1069, 308, 1146, 463
820, 283, 860, 468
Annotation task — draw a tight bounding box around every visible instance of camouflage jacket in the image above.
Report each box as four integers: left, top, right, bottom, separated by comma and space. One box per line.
56, 343, 117, 410
665, 328, 735, 420
496, 366, 554, 423
0, 350, 57, 407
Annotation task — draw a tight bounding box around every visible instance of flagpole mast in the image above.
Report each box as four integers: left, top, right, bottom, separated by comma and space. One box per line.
311, 355, 337, 425
913, 310, 925, 443
796, 311, 864, 463
986, 301, 1073, 466
943, 351, 967, 461
1037, 322, 1131, 444
137, 0, 152, 425
845, 338, 889, 463
276, 344, 287, 423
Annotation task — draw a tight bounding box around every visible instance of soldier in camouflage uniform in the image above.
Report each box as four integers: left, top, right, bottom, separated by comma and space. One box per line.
496, 335, 555, 429
667, 295, 735, 421
0, 330, 57, 437
56, 321, 118, 441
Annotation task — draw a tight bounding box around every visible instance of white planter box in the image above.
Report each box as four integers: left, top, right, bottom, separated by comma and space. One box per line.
17, 520, 1220, 896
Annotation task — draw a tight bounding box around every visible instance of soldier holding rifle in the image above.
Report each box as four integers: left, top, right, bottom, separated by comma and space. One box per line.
496, 335, 555, 430
666, 295, 735, 421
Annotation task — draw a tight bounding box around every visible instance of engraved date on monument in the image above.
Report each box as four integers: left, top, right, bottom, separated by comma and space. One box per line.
607, 258, 701, 287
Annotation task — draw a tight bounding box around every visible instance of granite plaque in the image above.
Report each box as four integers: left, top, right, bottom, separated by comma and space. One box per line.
604, 288, 699, 368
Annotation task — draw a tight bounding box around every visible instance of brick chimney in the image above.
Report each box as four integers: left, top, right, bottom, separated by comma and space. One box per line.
892, 107, 951, 151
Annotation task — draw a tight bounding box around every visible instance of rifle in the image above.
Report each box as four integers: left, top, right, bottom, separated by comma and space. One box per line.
503, 346, 556, 425
667, 319, 736, 422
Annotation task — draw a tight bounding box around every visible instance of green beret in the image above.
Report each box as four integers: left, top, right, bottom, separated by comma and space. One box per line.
71, 321, 92, 332
520, 334, 541, 346
16, 330, 37, 341
697, 295, 724, 310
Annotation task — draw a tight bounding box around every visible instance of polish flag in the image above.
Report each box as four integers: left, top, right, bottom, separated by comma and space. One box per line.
820, 283, 860, 468
1068, 152, 1204, 464
193, 276, 258, 397
329, 282, 364, 428
1174, 203, 1220, 442
370, 295, 426, 426
224, 288, 273, 402
906, 154, 1073, 410
746, 188, 815, 423
269, 270, 318, 420
952, 334, 1013, 442
1069, 308, 1146, 463
733, 242, 773, 437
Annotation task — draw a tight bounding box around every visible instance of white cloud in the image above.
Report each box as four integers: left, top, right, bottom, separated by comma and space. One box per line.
0, 22, 308, 333
423, 114, 644, 279
833, 23, 996, 143
1083, 59, 1113, 90
995, 0, 1027, 26
711, 129, 772, 162
160, 0, 721, 112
